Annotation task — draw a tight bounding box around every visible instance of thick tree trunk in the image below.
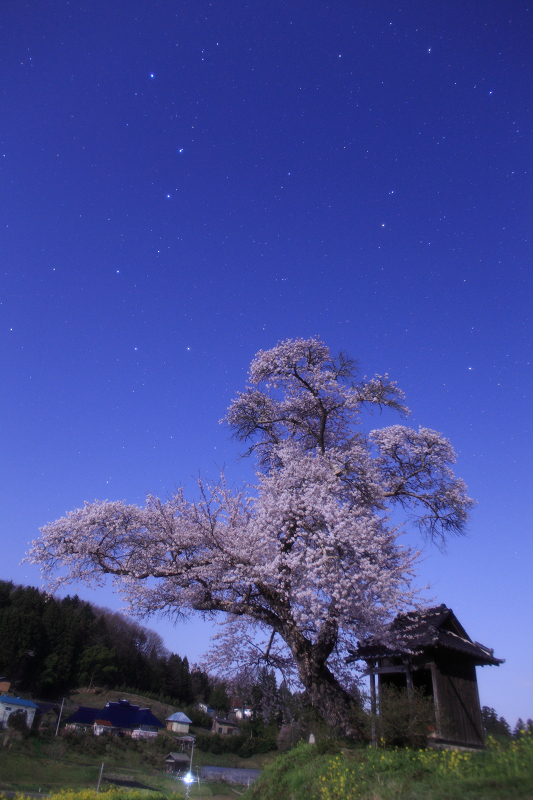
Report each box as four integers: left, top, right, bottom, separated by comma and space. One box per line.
300, 658, 358, 735
284, 629, 362, 737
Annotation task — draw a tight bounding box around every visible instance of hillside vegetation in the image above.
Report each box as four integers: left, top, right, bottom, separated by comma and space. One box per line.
244, 737, 533, 800
0, 580, 205, 702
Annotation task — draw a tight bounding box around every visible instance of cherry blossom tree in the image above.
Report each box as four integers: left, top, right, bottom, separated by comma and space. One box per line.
27, 337, 474, 733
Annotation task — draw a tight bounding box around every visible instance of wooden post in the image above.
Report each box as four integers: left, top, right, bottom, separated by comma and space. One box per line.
429, 662, 441, 738
404, 660, 414, 738
369, 661, 377, 747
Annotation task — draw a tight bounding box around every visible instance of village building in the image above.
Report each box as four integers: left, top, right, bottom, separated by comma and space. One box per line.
211, 716, 241, 736
34, 701, 61, 729
65, 698, 164, 738
349, 604, 504, 749
0, 695, 39, 729
165, 711, 192, 734
164, 751, 191, 774
230, 699, 253, 721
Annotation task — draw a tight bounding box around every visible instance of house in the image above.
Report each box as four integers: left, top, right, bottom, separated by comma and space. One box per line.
211, 716, 241, 736
0, 695, 39, 729
166, 711, 192, 734
65, 699, 164, 738
164, 751, 191, 774
197, 703, 214, 716
34, 701, 61, 729
349, 604, 504, 749
0, 678, 11, 694
230, 700, 253, 721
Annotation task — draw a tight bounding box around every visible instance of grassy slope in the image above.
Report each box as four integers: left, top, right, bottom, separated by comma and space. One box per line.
243, 739, 533, 800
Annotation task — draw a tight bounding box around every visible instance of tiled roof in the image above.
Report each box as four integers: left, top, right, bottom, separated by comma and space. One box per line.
213, 716, 240, 726
165, 752, 190, 762
66, 699, 164, 729
166, 712, 192, 723
0, 695, 39, 709
349, 605, 504, 666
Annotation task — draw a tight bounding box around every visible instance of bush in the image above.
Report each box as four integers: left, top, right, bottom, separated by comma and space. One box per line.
185, 705, 213, 729
7, 709, 31, 738
375, 685, 436, 748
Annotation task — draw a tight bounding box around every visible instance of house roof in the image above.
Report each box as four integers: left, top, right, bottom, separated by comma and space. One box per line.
34, 702, 60, 715
66, 706, 100, 725
66, 699, 164, 729
165, 752, 190, 763
166, 712, 192, 724
212, 716, 240, 727
348, 605, 504, 667
0, 695, 39, 709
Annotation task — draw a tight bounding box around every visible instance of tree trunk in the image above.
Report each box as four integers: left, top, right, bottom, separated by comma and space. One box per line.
286, 633, 363, 737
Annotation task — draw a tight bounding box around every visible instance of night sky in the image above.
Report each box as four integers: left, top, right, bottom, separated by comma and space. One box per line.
1, 1, 532, 726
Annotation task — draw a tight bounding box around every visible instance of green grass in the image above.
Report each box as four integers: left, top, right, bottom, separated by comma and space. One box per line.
0, 724, 275, 797
243, 734, 533, 800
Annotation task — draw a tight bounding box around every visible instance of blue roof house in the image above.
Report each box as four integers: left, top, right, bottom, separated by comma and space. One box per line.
66, 699, 164, 738
165, 711, 192, 734
0, 695, 39, 729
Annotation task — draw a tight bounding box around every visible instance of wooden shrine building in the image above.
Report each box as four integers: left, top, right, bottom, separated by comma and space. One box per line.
349, 605, 504, 749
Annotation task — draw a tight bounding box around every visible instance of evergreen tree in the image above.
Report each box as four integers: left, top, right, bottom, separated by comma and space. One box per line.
481, 706, 512, 739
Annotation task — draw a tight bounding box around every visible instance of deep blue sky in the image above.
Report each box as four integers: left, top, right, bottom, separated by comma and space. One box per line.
1, 1, 531, 725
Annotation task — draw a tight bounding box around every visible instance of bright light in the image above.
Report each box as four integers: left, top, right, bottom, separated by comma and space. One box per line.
183, 772, 194, 784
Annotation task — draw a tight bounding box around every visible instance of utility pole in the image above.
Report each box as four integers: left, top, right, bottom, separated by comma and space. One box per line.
55, 697, 65, 737
96, 762, 105, 794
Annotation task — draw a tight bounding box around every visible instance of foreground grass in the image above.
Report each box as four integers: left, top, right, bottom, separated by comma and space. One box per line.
244, 734, 533, 800
0, 789, 244, 800
0, 729, 275, 797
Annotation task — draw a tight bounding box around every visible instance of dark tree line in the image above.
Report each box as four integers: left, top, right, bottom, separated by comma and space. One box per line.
0, 580, 202, 702
481, 706, 533, 740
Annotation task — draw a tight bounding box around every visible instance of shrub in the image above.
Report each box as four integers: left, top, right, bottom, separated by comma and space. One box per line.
8, 709, 31, 738
185, 705, 213, 729
375, 685, 436, 748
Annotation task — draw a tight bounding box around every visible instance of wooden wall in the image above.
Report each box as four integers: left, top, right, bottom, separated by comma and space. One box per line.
433, 655, 485, 746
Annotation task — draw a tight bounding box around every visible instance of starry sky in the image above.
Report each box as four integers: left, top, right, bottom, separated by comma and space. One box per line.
1, 1, 532, 726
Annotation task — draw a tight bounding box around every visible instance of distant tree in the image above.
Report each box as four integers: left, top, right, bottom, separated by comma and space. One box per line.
481, 706, 512, 739
190, 666, 212, 703
251, 668, 280, 726
209, 682, 231, 715
28, 338, 474, 733
162, 653, 194, 704
77, 645, 117, 687
513, 718, 533, 737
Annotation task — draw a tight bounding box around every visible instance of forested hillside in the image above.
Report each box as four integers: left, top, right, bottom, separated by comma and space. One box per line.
0, 580, 207, 702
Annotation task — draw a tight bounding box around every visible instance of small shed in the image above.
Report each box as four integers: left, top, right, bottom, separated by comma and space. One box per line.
164, 751, 191, 774
212, 717, 241, 736
349, 605, 504, 749
166, 711, 192, 734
